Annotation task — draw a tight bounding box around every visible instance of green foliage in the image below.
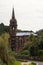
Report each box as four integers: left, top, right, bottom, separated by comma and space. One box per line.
38, 50, 43, 56
21, 50, 29, 55
0, 23, 9, 35
0, 59, 5, 65
38, 36, 43, 50
29, 46, 39, 56
20, 32, 43, 56
36, 29, 43, 36
0, 23, 4, 34
0, 33, 15, 65
14, 61, 21, 65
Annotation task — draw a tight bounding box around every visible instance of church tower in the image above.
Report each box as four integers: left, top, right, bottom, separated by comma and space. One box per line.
9, 8, 17, 51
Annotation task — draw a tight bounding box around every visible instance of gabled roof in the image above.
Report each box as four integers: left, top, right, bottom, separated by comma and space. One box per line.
16, 32, 37, 36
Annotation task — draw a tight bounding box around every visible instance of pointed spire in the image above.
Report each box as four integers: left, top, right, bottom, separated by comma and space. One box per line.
12, 8, 15, 19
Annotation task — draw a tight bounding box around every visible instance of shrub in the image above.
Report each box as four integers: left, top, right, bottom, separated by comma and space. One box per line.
39, 50, 43, 56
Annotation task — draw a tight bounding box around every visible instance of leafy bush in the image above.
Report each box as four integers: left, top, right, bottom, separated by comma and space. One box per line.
21, 50, 29, 55
0, 33, 15, 65
39, 50, 43, 56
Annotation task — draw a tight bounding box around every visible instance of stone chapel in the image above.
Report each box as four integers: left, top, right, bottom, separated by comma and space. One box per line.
9, 8, 37, 52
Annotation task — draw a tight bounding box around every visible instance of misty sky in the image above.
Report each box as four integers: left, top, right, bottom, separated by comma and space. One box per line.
0, 0, 43, 32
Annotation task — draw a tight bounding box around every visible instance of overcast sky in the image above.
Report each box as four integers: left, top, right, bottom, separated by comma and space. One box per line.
0, 0, 43, 32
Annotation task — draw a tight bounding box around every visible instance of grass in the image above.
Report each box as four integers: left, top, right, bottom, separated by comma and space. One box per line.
14, 61, 21, 65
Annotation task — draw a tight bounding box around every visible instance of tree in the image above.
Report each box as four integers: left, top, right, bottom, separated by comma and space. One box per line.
0, 23, 4, 34
29, 45, 39, 56
38, 35, 43, 50
0, 33, 15, 65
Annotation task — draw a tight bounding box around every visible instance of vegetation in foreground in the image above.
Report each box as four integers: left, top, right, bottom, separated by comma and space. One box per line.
14, 61, 21, 65
0, 32, 21, 65
0, 33, 15, 65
